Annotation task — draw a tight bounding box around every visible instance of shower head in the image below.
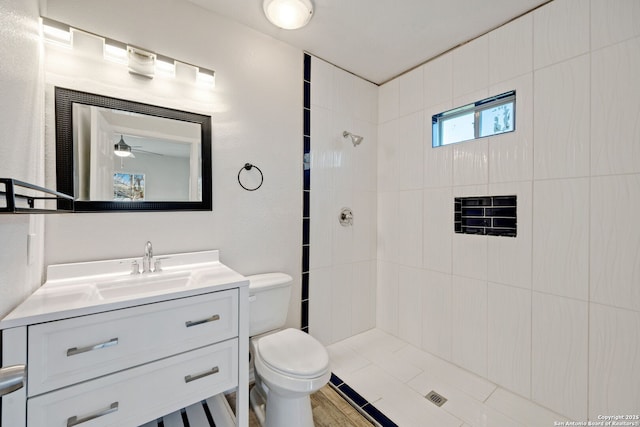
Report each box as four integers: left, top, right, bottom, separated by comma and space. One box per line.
343, 131, 364, 147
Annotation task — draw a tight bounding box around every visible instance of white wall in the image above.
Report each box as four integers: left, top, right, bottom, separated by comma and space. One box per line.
308, 57, 378, 345
0, 0, 46, 317
0, 0, 304, 328
377, 0, 640, 421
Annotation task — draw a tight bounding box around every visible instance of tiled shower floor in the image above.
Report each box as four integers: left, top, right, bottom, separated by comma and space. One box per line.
327, 329, 570, 427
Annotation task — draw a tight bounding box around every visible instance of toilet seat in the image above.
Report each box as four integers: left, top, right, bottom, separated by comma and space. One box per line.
256, 328, 329, 379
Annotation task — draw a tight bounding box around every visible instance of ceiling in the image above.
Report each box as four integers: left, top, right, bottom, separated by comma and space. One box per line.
188, 0, 550, 85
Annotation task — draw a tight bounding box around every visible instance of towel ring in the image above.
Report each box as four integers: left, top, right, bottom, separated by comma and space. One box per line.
237, 163, 263, 191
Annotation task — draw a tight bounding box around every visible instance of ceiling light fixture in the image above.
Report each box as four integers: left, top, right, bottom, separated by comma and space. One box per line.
263, 0, 313, 30
114, 135, 135, 158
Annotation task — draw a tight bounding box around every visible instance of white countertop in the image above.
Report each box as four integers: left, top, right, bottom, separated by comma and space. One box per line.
0, 250, 248, 329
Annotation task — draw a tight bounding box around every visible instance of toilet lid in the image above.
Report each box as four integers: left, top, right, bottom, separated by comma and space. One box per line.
257, 328, 329, 378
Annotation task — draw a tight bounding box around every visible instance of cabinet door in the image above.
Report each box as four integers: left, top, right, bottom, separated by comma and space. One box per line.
27, 338, 238, 427
28, 289, 237, 396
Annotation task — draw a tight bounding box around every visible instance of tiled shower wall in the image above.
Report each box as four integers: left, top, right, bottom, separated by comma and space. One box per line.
307, 57, 378, 346
377, 0, 640, 421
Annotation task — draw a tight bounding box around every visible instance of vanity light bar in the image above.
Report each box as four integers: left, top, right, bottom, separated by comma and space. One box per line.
40, 17, 215, 88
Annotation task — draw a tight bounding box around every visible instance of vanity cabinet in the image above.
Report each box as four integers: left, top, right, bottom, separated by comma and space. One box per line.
0, 250, 249, 427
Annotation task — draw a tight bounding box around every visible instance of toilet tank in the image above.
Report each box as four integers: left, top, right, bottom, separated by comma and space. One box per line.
248, 272, 292, 336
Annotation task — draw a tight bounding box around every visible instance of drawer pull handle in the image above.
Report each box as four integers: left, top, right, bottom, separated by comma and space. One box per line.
185, 314, 220, 328
67, 401, 118, 427
184, 366, 219, 383
66, 338, 119, 357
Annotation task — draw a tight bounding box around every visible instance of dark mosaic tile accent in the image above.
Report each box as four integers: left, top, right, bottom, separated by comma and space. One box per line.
302, 245, 309, 273
304, 108, 310, 137
455, 195, 517, 237
302, 272, 309, 300
301, 299, 309, 329
303, 190, 310, 218
304, 81, 310, 109
303, 218, 310, 245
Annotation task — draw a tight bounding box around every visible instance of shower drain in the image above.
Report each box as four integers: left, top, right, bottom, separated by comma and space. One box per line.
425, 390, 447, 407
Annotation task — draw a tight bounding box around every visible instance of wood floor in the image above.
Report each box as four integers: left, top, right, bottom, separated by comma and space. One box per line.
234, 385, 374, 427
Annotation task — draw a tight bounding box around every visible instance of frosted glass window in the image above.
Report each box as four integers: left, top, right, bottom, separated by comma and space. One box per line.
432, 91, 515, 148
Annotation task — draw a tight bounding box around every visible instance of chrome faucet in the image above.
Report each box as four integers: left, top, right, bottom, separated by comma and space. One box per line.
142, 241, 154, 273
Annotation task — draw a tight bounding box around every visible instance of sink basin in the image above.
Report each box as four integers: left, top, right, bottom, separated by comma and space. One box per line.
95, 271, 192, 299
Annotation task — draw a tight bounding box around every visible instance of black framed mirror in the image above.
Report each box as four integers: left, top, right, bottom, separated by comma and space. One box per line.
55, 87, 212, 212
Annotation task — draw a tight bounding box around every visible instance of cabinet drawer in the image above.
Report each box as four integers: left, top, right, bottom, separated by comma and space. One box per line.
27, 338, 238, 427
28, 289, 238, 396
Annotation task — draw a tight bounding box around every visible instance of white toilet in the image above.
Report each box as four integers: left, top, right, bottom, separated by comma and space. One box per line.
247, 273, 331, 427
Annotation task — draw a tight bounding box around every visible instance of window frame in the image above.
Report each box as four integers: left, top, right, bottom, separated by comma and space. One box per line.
432, 90, 516, 148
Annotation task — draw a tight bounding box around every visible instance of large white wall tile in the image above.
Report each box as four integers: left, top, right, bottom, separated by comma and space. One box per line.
377, 191, 398, 263
589, 303, 640, 418
379, 79, 399, 123
309, 267, 333, 345
453, 139, 489, 186
591, 0, 640, 51
423, 187, 453, 274
532, 292, 588, 421
398, 66, 424, 117
331, 111, 355, 191
489, 74, 533, 183
352, 119, 378, 192
397, 111, 424, 190
309, 188, 333, 269
397, 266, 424, 348
591, 174, 640, 311
452, 276, 488, 377
397, 190, 423, 268
351, 261, 377, 335
377, 119, 399, 192
453, 232, 488, 281
489, 13, 533, 85
423, 53, 452, 109
533, 0, 589, 69
453, 35, 489, 98
376, 261, 399, 335
488, 283, 531, 398
421, 269, 452, 360
533, 54, 590, 180
331, 263, 354, 343
333, 67, 356, 116
423, 103, 453, 189
533, 178, 589, 301
310, 105, 334, 191
488, 182, 532, 289
353, 76, 378, 124
591, 37, 640, 176
352, 190, 377, 263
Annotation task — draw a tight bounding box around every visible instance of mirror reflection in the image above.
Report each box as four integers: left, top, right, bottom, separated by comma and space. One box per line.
72, 105, 202, 202
55, 87, 212, 212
